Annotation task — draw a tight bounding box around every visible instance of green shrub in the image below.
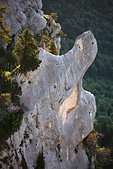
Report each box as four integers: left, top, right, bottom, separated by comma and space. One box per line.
46, 39, 58, 55
0, 70, 22, 148
0, 6, 23, 150
11, 111, 23, 132
35, 151, 45, 169
0, 109, 23, 146
13, 29, 41, 74
0, 70, 22, 105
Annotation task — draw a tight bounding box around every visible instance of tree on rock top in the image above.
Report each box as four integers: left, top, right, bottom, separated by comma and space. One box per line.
13, 29, 41, 74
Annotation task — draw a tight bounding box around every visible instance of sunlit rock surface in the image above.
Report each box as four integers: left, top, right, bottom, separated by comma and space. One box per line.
0, 30, 97, 169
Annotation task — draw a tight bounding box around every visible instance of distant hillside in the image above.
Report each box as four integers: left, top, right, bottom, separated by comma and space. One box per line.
43, 0, 113, 80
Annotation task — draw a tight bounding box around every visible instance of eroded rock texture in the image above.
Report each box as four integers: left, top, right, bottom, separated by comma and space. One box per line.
0, 30, 97, 169
0, 0, 46, 35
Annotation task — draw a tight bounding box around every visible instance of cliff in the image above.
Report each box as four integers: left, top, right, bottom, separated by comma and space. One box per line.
0, 0, 97, 169
0, 0, 46, 35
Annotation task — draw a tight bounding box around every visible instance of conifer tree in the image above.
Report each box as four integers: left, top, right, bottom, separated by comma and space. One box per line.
47, 39, 58, 55
13, 29, 41, 74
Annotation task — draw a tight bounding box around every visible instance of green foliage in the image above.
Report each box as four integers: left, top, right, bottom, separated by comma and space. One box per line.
43, 14, 59, 39
0, 7, 23, 148
0, 109, 23, 146
11, 112, 23, 132
0, 70, 22, 147
0, 6, 11, 46
42, 33, 59, 55
0, 93, 10, 120
35, 151, 45, 169
0, 46, 17, 71
46, 39, 58, 55
42, 0, 113, 78
43, 13, 66, 55
50, 13, 58, 20
0, 70, 22, 105
43, 35, 50, 44
95, 148, 113, 169
13, 29, 41, 74
54, 30, 67, 39
83, 78, 113, 149
0, 7, 17, 71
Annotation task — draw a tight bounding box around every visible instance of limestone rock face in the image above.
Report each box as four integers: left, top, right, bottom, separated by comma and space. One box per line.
0, 31, 97, 169
0, 0, 46, 35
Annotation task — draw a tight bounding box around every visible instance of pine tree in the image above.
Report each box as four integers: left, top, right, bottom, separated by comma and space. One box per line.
13, 29, 41, 74
47, 39, 58, 55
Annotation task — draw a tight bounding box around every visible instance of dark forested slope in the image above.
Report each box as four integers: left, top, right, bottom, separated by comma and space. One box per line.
43, 0, 113, 80
42, 0, 113, 152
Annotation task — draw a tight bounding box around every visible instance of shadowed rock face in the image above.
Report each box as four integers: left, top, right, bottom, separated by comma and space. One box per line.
0, 0, 46, 35
0, 31, 98, 169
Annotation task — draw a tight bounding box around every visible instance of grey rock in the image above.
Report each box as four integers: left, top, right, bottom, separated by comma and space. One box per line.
53, 23, 61, 53
0, 31, 97, 169
0, 0, 46, 35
